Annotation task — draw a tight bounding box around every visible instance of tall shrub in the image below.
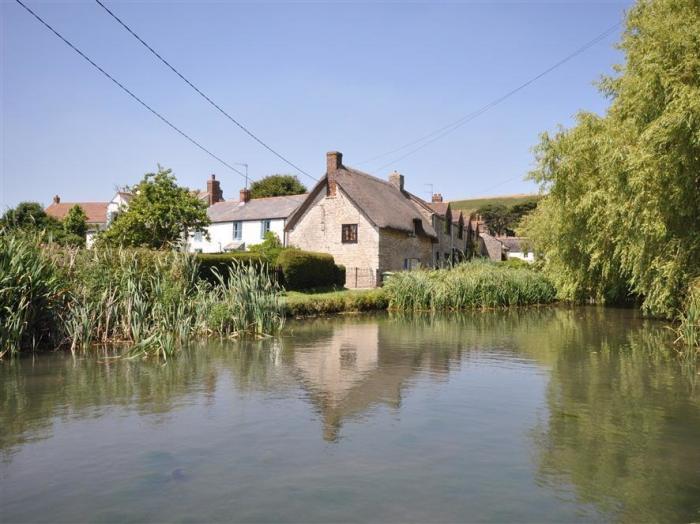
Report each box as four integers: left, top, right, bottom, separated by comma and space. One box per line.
277, 249, 345, 290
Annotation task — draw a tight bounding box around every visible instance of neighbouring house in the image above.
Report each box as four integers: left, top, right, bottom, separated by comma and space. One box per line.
45, 195, 109, 247
46, 190, 132, 247
285, 151, 464, 288
500, 237, 534, 262
188, 175, 307, 253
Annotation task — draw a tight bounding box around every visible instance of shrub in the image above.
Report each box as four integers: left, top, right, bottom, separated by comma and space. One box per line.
196, 252, 266, 284
277, 249, 345, 290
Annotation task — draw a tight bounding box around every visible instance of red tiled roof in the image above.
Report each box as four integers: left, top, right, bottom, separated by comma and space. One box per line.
45, 202, 108, 224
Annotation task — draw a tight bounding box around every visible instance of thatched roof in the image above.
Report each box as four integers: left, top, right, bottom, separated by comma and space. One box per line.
207, 193, 307, 223
288, 166, 437, 238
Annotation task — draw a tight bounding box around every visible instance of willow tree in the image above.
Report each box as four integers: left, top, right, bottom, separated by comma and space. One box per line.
524, 0, 700, 317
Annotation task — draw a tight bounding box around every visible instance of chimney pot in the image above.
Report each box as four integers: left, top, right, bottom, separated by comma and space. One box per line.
240, 188, 251, 203
53, 195, 60, 204
388, 171, 405, 191
432, 193, 443, 203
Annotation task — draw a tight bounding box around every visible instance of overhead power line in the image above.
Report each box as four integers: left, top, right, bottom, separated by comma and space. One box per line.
362, 21, 622, 173
95, 0, 316, 182
14, 0, 248, 181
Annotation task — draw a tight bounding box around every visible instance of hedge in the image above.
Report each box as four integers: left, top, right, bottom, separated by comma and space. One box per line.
196, 252, 268, 284
277, 249, 345, 290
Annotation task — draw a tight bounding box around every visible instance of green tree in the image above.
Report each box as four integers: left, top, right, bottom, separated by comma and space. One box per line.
63, 205, 87, 240
477, 204, 511, 236
523, 0, 700, 318
1, 202, 53, 230
99, 167, 210, 249
249, 175, 306, 198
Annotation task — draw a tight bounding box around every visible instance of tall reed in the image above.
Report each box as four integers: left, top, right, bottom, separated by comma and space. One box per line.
0, 233, 67, 357
384, 260, 556, 312
676, 280, 700, 357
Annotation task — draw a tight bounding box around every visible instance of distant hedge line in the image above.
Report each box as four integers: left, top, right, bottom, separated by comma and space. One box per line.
195, 249, 346, 291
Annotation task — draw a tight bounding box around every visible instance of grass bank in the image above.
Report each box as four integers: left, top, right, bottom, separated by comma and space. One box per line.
284, 288, 388, 317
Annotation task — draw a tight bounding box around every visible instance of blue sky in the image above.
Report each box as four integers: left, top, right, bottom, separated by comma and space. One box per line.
1, 0, 631, 209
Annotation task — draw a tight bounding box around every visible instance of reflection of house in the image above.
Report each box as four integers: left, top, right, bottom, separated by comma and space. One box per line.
290, 322, 406, 441
188, 176, 307, 253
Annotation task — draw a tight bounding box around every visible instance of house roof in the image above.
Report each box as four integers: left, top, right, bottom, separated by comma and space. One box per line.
45, 202, 108, 224
207, 193, 307, 222
335, 169, 437, 236
427, 202, 450, 216
499, 237, 528, 252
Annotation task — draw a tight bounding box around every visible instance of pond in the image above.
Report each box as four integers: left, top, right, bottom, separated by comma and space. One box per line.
1, 308, 699, 523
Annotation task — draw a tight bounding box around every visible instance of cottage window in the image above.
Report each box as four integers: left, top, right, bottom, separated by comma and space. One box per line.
232, 221, 242, 240
342, 224, 358, 243
260, 220, 271, 238
458, 225, 463, 239
193, 231, 203, 242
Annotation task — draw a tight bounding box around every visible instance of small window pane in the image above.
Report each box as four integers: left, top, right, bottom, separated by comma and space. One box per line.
233, 221, 242, 240
342, 224, 358, 243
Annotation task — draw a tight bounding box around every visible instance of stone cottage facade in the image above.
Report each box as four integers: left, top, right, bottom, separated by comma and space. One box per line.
286, 151, 461, 287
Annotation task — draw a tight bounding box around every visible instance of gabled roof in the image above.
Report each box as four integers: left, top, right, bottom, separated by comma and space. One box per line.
45, 202, 108, 224
499, 237, 528, 252
427, 202, 450, 216
207, 193, 307, 223
287, 167, 437, 238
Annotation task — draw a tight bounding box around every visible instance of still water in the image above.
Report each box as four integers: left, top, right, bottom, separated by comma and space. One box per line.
1, 308, 699, 523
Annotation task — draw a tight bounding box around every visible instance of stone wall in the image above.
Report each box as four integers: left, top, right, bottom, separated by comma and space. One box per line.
287, 188, 380, 284
378, 229, 433, 272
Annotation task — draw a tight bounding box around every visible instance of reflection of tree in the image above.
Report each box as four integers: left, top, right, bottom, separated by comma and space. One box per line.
530, 310, 700, 523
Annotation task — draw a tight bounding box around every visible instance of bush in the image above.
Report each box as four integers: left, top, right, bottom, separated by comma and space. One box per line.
277, 249, 345, 290
196, 252, 266, 284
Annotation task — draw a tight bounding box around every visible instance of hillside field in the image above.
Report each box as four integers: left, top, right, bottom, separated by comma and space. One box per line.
449, 194, 541, 215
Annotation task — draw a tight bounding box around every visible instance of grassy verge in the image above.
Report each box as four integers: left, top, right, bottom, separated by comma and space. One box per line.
284, 288, 388, 317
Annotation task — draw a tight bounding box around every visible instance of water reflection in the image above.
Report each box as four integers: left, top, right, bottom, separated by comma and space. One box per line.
1, 308, 699, 522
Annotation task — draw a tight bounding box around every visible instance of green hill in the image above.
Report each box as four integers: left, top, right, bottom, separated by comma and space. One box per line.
449, 194, 541, 215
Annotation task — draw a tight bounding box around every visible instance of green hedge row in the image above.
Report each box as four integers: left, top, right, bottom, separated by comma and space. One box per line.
196, 249, 346, 290
196, 252, 268, 284
277, 249, 345, 291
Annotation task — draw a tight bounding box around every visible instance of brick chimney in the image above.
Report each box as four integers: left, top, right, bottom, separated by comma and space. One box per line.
388, 171, 404, 191
53, 195, 60, 204
205, 174, 224, 205
432, 193, 443, 203
326, 151, 342, 197
239, 187, 251, 204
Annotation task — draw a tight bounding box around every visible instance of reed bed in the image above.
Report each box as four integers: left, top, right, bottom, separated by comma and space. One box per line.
0, 233, 285, 359
676, 280, 700, 357
384, 261, 557, 312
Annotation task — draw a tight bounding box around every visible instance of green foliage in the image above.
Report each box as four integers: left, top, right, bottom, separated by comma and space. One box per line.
0, 233, 67, 357
99, 166, 210, 249
249, 174, 307, 198
277, 249, 345, 291
63, 205, 87, 245
1, 202, 52, 229
523, 0, 700, 318
195, 252, 267, 284
384, 261, 556, 311
248, 231, 284, 264
676, 279, 700, 356
477, 199, 539, 236
284, 289, 388, 316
